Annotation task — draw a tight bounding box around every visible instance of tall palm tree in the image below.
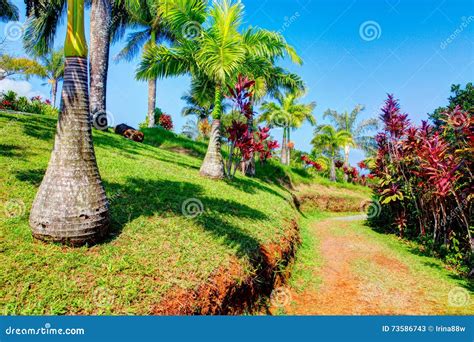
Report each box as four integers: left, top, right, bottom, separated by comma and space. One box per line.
323, 105, 378, 166
260, 90, 316, 165
311, 125, 353, 182
137, 0, 301, 179
116, 0, 206, 127
24, 0, 128, 128
29, 0, 109, 246
37, 48, 65, 107
0, 0, 18, 22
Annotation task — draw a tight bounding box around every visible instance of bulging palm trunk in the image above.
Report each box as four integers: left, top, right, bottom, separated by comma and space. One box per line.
199, 119, 225, 179
29, 57, 109, 246
147, 78, 157, 127
89, 0, 112, 128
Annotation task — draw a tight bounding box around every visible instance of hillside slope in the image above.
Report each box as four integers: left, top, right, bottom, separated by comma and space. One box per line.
0, 112, 301, 314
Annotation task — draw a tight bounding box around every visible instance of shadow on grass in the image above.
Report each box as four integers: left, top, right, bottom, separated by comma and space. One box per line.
15, 168, 45, 186
103, 177, 268, 260
0, 144, 30, 159
224, 176, 287, 201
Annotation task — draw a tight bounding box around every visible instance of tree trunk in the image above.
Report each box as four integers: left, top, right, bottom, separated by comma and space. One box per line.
51, 79, 57, 108
287, 127, 291, 165
199, 119, 225, 179
281, 127, 288, 165
89, 0, 112, 129
330, 157, 336, 182
343, 144, 350, 181
243, 114, 255, 176
147, 78, 157, 127
29, 57, 110, 246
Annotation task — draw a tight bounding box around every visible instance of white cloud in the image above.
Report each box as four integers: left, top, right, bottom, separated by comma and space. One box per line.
0, 78, 46, 99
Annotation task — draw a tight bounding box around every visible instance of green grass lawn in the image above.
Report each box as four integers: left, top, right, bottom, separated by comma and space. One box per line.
0, 112, 298, 314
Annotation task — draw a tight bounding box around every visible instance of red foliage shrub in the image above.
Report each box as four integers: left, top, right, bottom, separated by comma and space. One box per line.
159, 114, 173, 131
370, 95, 473, 269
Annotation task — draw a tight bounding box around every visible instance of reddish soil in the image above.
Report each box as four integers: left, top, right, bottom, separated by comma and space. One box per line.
151, 219, 300, 315
284, 218, 447, 315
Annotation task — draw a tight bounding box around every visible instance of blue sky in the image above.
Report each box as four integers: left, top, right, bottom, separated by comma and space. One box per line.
1, 0, 473, 165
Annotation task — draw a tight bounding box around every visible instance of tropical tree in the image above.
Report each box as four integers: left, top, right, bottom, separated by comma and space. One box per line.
0, 0, 18, 22
323, 105, 378, 166
260, 90, 316, 165
24, 0, 129, 128
116, 0, 207, 127
137, 0, 302, 179
311, 125, 353, 182
0, 54, 43, 80
181, 91, 213, 122
36, 48, 65, 107
29, 0, 109, 246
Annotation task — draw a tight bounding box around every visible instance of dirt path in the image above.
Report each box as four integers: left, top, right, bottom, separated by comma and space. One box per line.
276, 217, 473, 315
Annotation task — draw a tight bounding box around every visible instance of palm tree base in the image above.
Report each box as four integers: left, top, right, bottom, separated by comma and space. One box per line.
29, 57, 109, 246
199, 120, 225, 179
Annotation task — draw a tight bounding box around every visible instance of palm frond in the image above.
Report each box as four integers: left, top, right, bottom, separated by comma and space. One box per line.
23, 0, 66, 55
0, 0, 19, 22
114, 29, 151, 62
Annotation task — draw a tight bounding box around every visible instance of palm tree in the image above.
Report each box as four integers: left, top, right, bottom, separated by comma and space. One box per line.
323, 105, 378, 167
29, 0, 109, 246
181, 89, 214, 138
116, 0, 206, 127
0, 54, 43, 80
311, 125, 353, 182
0, 0, 18, 22
37, 48, 65, 107
260, 90, 316, 165
24, 0, 128, 128
137, 0, 301, 179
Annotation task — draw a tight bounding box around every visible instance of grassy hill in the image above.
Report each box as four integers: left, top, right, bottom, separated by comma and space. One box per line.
0, 112, 371, 315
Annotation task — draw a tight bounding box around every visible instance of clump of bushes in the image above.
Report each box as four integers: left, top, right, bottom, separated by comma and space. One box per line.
140, 107, 174, 131
368, 94, 473, 272
0, 90, 58, 116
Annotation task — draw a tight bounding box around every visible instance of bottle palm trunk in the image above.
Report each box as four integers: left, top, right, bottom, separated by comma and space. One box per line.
200, 87, 224, 179
199, 119, 225, 178
89, 0, 112, 128
29, 0, 109, 246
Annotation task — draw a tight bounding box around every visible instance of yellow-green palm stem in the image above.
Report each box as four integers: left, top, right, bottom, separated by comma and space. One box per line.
64, 0, 87, 57
211, 86, 223, 120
